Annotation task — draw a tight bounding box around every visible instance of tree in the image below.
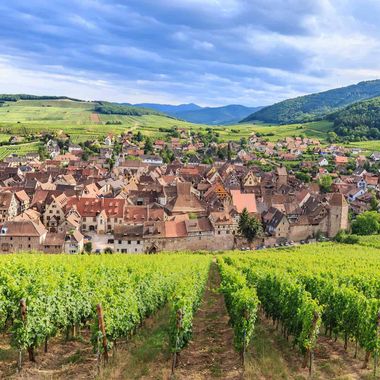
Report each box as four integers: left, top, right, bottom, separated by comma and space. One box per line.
104, 247, 113, 254
351, 211, 380, 235
370, 193, 379, 211
295, 172, 311, 183
38, 146, 48, 161
135, 131, 143, 142
318, 174, 333, 193
238, 208, 263, 243
327, 131, 338, 143
84, 242, 92, 253
144, 137, 153, 154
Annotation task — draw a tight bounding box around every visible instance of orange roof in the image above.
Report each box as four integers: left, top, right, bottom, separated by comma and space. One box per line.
164, 220, 187, 238
230, 190, 257, 213
335, 156, 348, 164
67, 197, 125, 218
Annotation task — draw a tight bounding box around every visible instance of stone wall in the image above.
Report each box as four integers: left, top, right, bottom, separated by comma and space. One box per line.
146, 234, 235, 252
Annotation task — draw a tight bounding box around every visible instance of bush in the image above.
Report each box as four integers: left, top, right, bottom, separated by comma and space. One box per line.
335, 231, 360, 244
351, 211, 380, 235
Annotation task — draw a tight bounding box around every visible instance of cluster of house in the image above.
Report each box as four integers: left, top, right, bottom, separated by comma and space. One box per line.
0, 130, 360, 254
3, 128, 380, 253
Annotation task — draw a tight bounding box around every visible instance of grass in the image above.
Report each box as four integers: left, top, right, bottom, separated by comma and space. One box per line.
0, 98, 334, 156
345, 140, 380, 153
357, 234, 380, 249
0, 142, 41, 159
100, 306, 171, 380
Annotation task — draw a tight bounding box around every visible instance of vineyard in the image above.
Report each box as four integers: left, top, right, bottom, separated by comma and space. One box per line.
0, 244, 379, 379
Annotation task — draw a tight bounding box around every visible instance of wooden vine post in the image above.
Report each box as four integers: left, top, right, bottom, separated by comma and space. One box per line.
304, 311, 319, 378
171, 309, 183, 376
19, 298, 36, 363
17, 299, 26, 370
374, 311, 380, 378
96, 304, 108, 363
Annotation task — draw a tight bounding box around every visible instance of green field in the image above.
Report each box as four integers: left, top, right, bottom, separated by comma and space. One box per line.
0, 99, 334, 155
345, 140, 380, 153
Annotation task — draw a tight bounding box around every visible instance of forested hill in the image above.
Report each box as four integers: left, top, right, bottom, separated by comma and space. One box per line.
329, 96, 380, 140
94, 102, 166, 117
241, 79, 380, 124
0, 94, 82, 102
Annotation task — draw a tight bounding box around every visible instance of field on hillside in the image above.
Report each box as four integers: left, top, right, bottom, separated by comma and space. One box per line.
0, 99, 333, 151
346, 140, 380, 153
0, 243, 379, 379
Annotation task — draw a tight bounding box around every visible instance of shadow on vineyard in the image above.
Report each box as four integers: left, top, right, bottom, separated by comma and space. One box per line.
244, 317, 375, 380
100, 307, 173, 379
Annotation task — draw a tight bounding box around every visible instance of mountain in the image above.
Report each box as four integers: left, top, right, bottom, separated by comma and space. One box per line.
328, 96, 380, 140
134, 103, 202, 114
242, 79, 380, 124
134, 103, 261, 125
174, 105, 263, 125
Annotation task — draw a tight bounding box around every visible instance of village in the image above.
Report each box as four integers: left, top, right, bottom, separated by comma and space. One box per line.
0, 126, 378, 254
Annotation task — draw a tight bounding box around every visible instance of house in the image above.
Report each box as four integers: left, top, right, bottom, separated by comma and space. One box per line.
263, 208, 289, 238
67, 197, 126, 233
0, 191, 19, 223
42, 193, 68, 232
334, 156, 349, 165
348, 188, 366, 202
104, 134, 114, 146
0, 220, 48, 252
230, 190, 257, 214
64, 230, 84, 254
370, 152, 380, 162
318, 158, 329, 167
209, 209, 239, 236
141, 155, 163, 165
15, 190, 30, 213
114, 224, 145, 253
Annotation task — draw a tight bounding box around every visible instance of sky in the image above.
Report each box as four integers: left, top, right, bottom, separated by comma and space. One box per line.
0, 0, 380, 107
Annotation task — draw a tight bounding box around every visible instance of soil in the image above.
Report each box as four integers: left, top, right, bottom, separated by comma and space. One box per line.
90, 113, 101, 123
173, 262, 243, 380
0, 330, 97, 380
245, 315, 374, 380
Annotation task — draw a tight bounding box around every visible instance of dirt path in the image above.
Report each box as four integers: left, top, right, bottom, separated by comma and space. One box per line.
174, 263, 243, 380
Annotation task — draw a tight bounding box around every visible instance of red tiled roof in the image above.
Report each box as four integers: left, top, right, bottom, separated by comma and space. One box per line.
230, 190, 257, 213
67, 197, 125, 217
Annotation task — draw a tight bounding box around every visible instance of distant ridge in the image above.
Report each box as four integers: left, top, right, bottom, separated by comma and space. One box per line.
134, 103, 201, 114
241, 79, 380, 124
134, 103, 262, 125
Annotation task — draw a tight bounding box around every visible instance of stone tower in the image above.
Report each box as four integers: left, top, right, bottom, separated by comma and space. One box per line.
328, 193, 349, 237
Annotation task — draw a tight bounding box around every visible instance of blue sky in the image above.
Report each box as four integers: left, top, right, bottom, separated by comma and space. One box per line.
0, 0, 380, 106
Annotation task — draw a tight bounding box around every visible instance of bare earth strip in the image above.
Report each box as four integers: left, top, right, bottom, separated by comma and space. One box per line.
174, 263, 243, 380
90, 113, 101, 123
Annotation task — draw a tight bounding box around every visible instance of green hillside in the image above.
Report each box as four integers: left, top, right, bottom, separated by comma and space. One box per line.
242, 79, 380, 124
0, 97, 335, 159
328, 96, 380, 140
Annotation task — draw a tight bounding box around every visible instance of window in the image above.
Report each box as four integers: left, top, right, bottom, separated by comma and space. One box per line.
137, 240, 140, 244
128, 240, 131, 244
118, 240, 122, 244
